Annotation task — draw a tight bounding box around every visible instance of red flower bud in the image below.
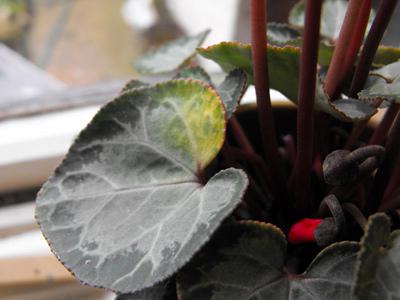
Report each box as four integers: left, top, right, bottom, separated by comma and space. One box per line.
288, 218, 322, 244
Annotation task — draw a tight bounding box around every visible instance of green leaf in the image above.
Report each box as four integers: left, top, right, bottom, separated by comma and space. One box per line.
174, 66, 247, 118
199, 42, 376, 122
217, 69, 248, 118
134, 30, 210, 74
277, 38, 334, 67
178, 221, 359, 300
359, 61, 400, 106
120, 79, 150, 94
267, 22, 301, 44
197, 42, 300, 99
289, 0, 374, 41
173, 66, 213, 85
266, 21, 335, 67
353, 213, 400, 299
35, 80, 249, 294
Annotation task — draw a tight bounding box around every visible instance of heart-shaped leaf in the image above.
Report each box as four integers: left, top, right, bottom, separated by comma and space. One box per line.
199, 42, 376, 122
35, 80, 248, 294
353, 213, 400, 299
174, 66, 213, 85
134, 30, 210, 74
267, 22, 301, 44
178, 221, 359, 300
359, 61, 400, 106
217, 69, 248, 118
289, 0, 374, 41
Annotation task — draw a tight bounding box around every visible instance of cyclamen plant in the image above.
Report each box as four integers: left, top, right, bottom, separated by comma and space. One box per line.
36, 0, 400, 299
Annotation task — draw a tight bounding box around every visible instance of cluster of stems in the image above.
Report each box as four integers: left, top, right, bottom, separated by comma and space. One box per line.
232, 0, 400, 225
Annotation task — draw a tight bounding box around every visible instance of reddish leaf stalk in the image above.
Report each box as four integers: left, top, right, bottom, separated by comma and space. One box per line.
339, 0, 373, 94
229, 117, 256, 155
229, 146, 273, 197
345, 0, 398, 150
295, 0, 322, 215
349, 0, 399, 97
369, 103, 400, 145
324, 0, 364, 98
367, 111, 400, 215
342, 0, 372, 73
345, 98, 383, 150
249, 0, 284, 190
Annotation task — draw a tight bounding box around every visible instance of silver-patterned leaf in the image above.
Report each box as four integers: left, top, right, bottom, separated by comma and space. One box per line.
359, 61, 400, 106
178, 221, 359, 300
217, 69, 247, 118
267, 22, 301, 44
353, 213, 400, 299
35, 80, 248, 294
198, 42, 375, 122
134, 30, 210, 74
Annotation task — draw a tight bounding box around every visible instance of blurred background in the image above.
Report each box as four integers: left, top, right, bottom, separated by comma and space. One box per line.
0, 0, 399, 299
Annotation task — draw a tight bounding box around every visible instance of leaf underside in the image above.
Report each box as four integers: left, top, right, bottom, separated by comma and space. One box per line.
198, 42, 376, 122
134, 30, 210, 75
217, 69, 248, 118
359, 61, 400, 106
178, 221, 359, 300
267, 22, 301, 44
36, 80, 248, 294
354, 213, 400, 299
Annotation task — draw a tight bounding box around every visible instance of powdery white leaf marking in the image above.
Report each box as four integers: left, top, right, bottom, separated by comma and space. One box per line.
36, 80, 248, 293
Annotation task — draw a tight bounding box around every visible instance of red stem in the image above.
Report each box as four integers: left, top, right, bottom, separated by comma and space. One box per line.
367, 111, 400, 215
249, 0, 284, 190
369, 103, 400, 145
324, 0, 364, 98
344, 98, 383, 150
340, 0, 372, 93
349, 0, 399, 97
295, 0, 323, 215
344, 121, 368, 150
345, 0, 398, 150
229, 117, 256, 155
229, 146, 273, 197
